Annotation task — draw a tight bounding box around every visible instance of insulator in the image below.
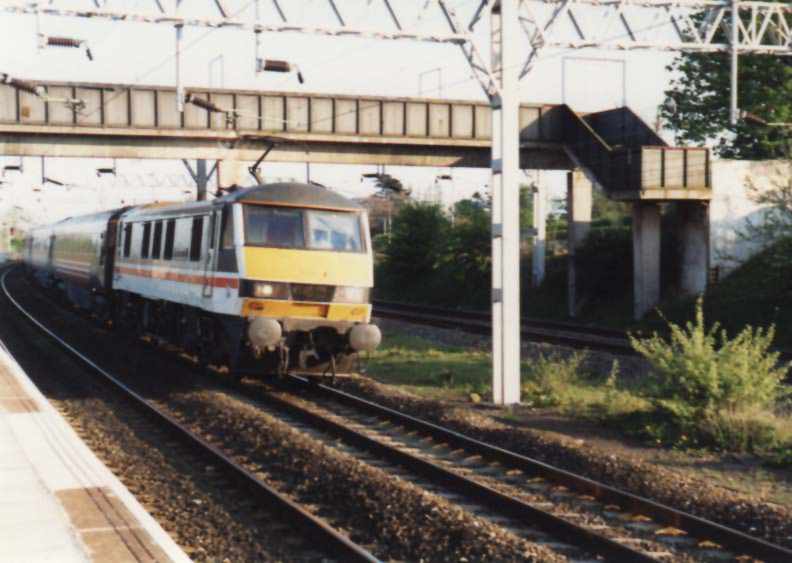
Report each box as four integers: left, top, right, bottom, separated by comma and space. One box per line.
261, 59, 291, 73
185, 94, 224, 113
47, 36, 82, 48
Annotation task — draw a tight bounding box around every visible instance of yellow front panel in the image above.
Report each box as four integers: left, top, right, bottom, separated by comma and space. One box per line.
242, 299, 371, 322
243, 247, 373, 287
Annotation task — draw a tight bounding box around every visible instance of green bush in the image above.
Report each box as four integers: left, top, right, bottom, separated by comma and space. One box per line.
522, 352, 586, 408
629, 299, 790, 450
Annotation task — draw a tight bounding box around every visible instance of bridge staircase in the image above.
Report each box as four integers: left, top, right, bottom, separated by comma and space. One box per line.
558, 105, 711, 201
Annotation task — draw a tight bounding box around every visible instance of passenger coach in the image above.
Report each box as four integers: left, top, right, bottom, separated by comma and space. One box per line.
24, 183, 381, 378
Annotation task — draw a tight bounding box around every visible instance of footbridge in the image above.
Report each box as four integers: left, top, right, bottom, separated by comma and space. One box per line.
0, 79, 711, 317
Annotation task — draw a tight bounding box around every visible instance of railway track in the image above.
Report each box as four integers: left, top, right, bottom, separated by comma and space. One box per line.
0, 268, 379, 563
373, 299, 792, 365
372, 299, 636, 354
6, 267, 792, 561
261, 377, 792, 562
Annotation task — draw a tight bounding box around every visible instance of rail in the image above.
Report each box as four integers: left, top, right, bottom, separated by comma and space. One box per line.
298, 375, 792, 563
1, 266, 380, 563
372, 299, 635, 354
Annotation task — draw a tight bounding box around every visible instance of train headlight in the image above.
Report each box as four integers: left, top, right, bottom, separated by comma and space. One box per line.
241, 280, 290, 299
334, 286, 370, 304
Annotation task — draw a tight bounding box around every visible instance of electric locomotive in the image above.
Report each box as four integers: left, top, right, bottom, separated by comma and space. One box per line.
24, 182, 381, 378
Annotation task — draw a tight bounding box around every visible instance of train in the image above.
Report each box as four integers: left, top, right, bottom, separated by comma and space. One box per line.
22, 182, 381, 378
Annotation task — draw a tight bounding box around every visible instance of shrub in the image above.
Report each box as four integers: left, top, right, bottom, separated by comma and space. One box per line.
629, 298, 790, 450
522, 352, 587, 408
631, 299, 787, 413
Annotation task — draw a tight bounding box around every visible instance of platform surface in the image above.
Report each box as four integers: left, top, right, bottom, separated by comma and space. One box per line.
0, 340, 191, 563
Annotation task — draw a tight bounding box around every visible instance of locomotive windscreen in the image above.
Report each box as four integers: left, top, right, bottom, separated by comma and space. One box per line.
244, 205, 363, 252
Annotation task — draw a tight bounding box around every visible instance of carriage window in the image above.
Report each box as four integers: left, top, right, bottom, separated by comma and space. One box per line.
151, 221, 163, 259
123, 224, 132, 258
189, 216, 203, 262
306, 211, 363, 252
141, 222, 152, 259
244, 206, 305, 248
163, 219, 176, 260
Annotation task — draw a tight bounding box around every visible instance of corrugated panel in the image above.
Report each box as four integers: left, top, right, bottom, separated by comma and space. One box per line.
130, 89, 155, 127
382, 102, 404, 136
236, 94, 259, 130
664, 150, 685, 188
76, 88, 102, 126
451, 104, 473, 138
428, 103, 450, 137
334, 99, 357, 134
641, 148, 663, 189
286, 96, 309, 132
0, 85, 16, 122
359, 100, 380, 135
155, 90, 180, 128
310, 98, 333, 133
406, 102, 427, 137
686, 150, 708, 188
209, 93, 233, 129
48, 86, 75, 125
474, 105, 491, 139
104, 89, 129, 127
262, 96, 285, 131
19, 91, 46, 124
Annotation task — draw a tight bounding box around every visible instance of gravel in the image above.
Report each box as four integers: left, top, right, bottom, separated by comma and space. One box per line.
6, 269, 563, 562
337, 375, 792, 549
0, 276, 305, 562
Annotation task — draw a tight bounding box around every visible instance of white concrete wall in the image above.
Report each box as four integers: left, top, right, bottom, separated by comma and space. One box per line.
710, 159, 791, 276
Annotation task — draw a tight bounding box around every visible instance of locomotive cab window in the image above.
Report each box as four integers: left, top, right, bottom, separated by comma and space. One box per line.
307, 211, 362, 252
244, 206, 305, 248
243, 205, 364, 252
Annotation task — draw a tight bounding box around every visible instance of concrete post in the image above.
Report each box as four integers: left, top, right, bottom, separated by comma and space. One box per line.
632, 202, 662, 320
531, 181, 546, 287
679, 201, 710, 296
566, 170, 593, 317
490, 0, 521, 405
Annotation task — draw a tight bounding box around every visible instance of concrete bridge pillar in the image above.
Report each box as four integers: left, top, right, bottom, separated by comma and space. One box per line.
567, 170, 593, 317
679, 201, 710, 296
632, 202, 662, 319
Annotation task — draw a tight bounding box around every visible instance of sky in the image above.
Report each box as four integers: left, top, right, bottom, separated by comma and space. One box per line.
0, 0, 680, 227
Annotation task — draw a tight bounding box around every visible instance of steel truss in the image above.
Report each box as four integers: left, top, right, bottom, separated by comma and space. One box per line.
1, 1, 468, 45
517, 0, 792, 77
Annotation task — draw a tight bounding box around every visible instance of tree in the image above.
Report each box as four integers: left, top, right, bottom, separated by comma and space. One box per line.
379, 203, 450, 292
661, 3, 792, 159
444, 200, 491, 307
374, 174, 411, 198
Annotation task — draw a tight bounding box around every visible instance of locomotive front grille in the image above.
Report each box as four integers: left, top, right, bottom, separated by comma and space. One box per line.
290, 283, 335, 302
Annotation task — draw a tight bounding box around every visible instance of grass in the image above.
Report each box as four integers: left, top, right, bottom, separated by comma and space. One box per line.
364, 329, 649, 417
364, 326, 792, 464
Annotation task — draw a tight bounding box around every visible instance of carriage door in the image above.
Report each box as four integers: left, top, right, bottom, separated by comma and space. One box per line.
202, 211, 220, 298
